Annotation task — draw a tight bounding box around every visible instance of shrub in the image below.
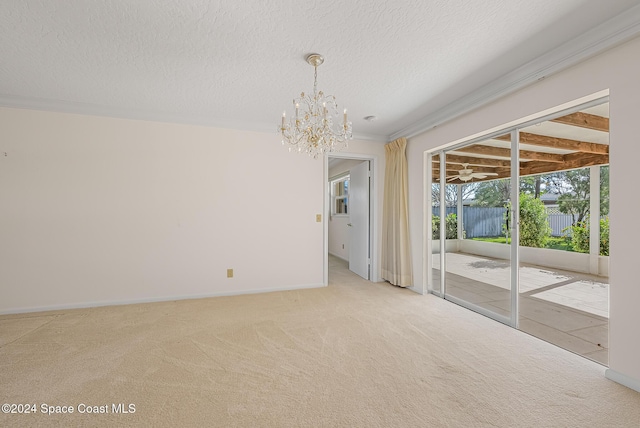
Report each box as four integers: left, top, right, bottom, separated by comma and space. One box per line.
600, 217, 609, 256
567, 216, 609, 256
515, 193, 552, 248
432, 213, 458, 239
567, 221, 589, 253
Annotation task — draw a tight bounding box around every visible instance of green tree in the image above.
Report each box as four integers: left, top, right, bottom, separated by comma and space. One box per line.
599, 166, 609, 216
520, 176, 542, 198
473, 179, 511, 207
544, 166, 609, 223
473, 177, 541, 207
432, 182, 478, 207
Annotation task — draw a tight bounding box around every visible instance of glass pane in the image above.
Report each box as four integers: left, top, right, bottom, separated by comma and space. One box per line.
430, 174, 441, 295
516, 102, 610, 366
335, 197, 348, 214
443, 138, 512, 320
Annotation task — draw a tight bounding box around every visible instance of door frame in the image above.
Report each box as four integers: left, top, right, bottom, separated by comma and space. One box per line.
324, 152, 379, 285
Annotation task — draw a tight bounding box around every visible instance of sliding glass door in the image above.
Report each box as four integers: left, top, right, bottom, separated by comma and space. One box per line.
427, 97, 610, 364
432, 132, 518, 325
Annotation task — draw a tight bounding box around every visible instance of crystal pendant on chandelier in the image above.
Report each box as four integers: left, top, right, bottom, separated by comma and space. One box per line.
279, 54, 353, 159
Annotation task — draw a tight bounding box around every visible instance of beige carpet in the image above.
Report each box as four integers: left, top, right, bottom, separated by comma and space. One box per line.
1, 258, 639, 427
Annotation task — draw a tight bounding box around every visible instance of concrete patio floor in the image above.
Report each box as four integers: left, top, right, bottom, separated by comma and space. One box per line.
432, 252, 609, 365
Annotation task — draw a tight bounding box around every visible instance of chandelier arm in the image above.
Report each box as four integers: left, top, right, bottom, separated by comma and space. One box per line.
300, 96, 314, 115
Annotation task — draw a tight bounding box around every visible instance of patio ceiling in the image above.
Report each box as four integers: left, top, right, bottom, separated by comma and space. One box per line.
433, 104, 610, 184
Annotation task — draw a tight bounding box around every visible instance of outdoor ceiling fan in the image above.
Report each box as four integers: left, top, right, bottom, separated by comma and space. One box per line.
446, 163, 498, 182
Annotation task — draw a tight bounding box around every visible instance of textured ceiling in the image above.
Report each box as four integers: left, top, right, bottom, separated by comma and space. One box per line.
0, 0, 638, 141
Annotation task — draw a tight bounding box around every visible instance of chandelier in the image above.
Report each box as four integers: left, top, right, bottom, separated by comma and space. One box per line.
279, 54, 353, 158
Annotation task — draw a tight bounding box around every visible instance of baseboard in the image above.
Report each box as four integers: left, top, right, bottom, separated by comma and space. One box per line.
408, 285, 424, 295
605, 369, 640, 393
0, 282, 327, 316
328, 251, 348, 262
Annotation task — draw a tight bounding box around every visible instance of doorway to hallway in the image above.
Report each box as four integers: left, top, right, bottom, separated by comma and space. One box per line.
326, 154, 377, 283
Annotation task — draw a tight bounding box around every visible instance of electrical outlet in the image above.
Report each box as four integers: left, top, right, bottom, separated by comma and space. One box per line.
227, 269, 233, 278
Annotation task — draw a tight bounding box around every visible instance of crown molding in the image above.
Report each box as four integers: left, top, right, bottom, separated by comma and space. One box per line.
389, 4, 640, 142
0, 93, 254, 130
0, 94, 386, 142
351, 132, 388, 143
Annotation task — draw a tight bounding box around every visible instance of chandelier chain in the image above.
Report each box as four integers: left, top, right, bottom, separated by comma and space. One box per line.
313, 66, 318, 97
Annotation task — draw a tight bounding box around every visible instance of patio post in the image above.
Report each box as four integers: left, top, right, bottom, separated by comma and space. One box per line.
589, 165, 600, 275
440, 154, 447, 295
457, 184, 464, 240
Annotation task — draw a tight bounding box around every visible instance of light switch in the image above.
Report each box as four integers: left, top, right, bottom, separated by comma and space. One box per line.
316, 214, 322, 222
227, 269, 233, 278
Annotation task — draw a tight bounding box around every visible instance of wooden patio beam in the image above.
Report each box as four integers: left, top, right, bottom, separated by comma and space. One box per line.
519, 154, 609, 176
550, 112, 609, 132
454, 144, 564, 162
495, 132, 609, 154
435, 153, 609, 181
435, 164, 498, 174
431, 154, 511, 168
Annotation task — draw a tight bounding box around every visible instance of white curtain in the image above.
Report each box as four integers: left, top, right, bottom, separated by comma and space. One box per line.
382, 137, 413, 287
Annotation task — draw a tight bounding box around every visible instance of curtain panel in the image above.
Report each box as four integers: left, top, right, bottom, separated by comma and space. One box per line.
382, 137, 413, 286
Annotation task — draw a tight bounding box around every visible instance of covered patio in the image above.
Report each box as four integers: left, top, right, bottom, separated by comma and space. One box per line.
433, 253, 608, 364
430, 101, 610, 364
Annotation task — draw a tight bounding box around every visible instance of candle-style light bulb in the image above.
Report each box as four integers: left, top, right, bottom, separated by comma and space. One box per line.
282, 111, 286, 128
343, 109, 347, 125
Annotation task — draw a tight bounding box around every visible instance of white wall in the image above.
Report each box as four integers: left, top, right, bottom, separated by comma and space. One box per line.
329, 159, 364, 178
0, 108, 329, 313
457, 240, 609, 277
406, 36, 640, 389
